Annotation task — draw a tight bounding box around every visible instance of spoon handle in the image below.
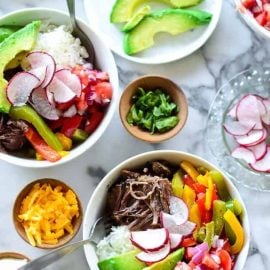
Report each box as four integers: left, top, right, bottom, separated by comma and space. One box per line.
66, 0, 77, 29
17, 238, 92, 270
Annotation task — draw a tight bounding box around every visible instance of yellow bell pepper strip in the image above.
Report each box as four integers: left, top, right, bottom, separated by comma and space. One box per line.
224, 209, 244, 254
180, 161, 199, 181
172, 170, 184, 198
225, 199, 243, 216
56, 133, 72, 151
197, 172, 211, 187
9, 105, 63, 151
204, 221, 215, 248
189, 202, 201, 229
210, 171, 231, 201
24, 126, 61, 162
213, 200, 227, 236
182, 184, 196, 209
205, 177, 214, 210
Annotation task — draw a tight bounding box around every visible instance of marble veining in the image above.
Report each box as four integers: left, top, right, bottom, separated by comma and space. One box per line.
0, 0, 269, 269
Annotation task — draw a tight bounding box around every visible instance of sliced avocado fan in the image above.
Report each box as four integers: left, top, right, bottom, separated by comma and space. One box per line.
124, 9, 212, 55
110, 0, 203, 23
0, 20, 41, 113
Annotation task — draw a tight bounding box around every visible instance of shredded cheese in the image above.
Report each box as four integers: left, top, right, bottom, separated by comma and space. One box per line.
18, 183, 79, 246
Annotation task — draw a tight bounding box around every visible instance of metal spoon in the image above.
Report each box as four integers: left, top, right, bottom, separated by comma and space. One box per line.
66, 0, 96, 67
17, 216, 112, 270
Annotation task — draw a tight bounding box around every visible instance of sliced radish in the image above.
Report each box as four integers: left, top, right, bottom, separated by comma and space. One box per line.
47, 77, 76, 103
231, 147, 256, 164
160, 212, 196, 236
169, 196, 188, 225
28, 66, 47, 87
257, 98, 267, 116
26, 51, 56, 88
47, 91, 55, 105
6, 71, 40, 106
130, 228, 169, 252
55, 69, 82, 97
236, 95, 262, 129
63, 105, 77, 117
136, 242, 170, 263
250, 147, 270, 172
30, 87, 59, 120
223, 121, 255, 136
235, 129, 265, 146
247, 141, 267, 160
170, 233, 183, 250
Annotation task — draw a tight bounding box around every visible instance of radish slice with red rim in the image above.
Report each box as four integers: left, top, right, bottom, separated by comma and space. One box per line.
160, 212, 196, 236
30, 87, 59, 120
250, 147, 270, 172
223, 121, 255, 136
136, 242, 170, 263
28, 66, 47, 87
236, 95, 262, 129
170, 233, 183, 250
55, 69, 82, 97
63, 105, 77, 118
262, 111, 270, 125
47, 77, 76, 103
27, 51, 56, 88
247, 141, 267, 160
231, 147, 256, 164
235, 129, 265, 146
6, 71, 40, 106
130, 228, 169, 252
169, 196, 188, 225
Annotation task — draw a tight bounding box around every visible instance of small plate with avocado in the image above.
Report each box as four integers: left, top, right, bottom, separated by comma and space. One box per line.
84, 0, 222, 64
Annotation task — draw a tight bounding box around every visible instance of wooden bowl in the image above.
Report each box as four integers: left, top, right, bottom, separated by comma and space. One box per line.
0, 251, 30, 262
13, 178, 83, 249
119, 75, 188, 143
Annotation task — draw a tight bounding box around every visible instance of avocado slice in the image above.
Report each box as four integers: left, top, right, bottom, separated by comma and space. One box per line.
0, 26, 21, 43
124, 9, 212, 55
110, 0, 203, 23
143, 248, 185, 270
122, 5, 151, 32
98, 250, 146, 270
0, 21, 41, 113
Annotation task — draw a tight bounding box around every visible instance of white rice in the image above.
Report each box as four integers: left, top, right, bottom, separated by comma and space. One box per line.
34, 24, 89, 67
96, 226, 135, 261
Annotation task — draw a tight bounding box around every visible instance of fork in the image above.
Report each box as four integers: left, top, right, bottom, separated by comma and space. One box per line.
17, 216, 112, 270
66, 0, 96, 67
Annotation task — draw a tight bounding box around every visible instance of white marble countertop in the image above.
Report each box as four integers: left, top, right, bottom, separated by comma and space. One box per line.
0, 0, 269, 269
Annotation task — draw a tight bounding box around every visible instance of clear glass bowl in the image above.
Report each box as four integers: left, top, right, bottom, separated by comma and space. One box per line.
206, 65, 270, 191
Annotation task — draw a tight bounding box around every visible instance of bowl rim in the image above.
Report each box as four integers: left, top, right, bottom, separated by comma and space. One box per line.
83, 150, 250, 270
13, 178, 83, 249
83, 0, 223, 64
234, 0, 270, 39
0, 7, 119, 168
0, 251, 30, 262
119, 74, 188, 143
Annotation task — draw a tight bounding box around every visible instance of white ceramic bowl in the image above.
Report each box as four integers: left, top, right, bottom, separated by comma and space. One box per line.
83, 150, 250, 270
235, 0, 270, 39
0, 8, 118, 168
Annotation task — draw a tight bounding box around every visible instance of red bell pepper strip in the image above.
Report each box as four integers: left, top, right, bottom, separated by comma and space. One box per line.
181, 237, 197, 247
61, 115, 83, 138
196, 193, 212, 224
24, 126, 61, 162
218, 249, 232, 270
202, 253, 220, 270
85, 110, 104, 134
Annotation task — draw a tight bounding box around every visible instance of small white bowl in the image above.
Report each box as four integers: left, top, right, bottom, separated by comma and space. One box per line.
83, 150, 250, 270
235, 0, 270, 39
0, 8, 118, 168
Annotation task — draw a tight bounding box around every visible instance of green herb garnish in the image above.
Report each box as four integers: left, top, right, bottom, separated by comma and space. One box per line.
127, 88, 179, 133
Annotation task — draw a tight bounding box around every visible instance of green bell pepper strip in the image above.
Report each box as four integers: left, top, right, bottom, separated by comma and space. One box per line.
171, 170, 184, 198
204, 221, 215, 248
225, 199, 243, 216
9, 105, 63, 151
213, 200, 227, 236
210, 171, 231, 201
197, 226, 206, 243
